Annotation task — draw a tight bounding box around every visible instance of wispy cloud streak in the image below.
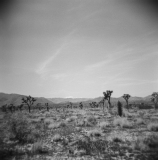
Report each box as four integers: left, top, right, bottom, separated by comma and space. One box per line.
36, 29, 77, 79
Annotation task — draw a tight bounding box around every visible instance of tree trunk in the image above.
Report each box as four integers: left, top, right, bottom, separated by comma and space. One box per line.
127, 101, 129, 112
28, 106, 31, 113
103, 101, 105, 114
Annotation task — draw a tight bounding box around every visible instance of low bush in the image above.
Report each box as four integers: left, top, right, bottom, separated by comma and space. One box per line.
85, 116, 97, 126
74, 136, 107, 155
135, 118, 145, 125
113, 117, 133, 128
99, 121, 110, 130
147, 123, 158, 131
66, 116, 77, 122
87, 129, 102, 137
133, 134, 158, 151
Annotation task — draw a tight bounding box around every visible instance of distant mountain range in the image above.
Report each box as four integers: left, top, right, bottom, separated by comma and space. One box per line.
0, 92, 152, 107
0, 93, 54, 107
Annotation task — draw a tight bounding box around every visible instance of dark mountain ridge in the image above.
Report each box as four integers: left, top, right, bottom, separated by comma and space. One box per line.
0, 92, 152, 107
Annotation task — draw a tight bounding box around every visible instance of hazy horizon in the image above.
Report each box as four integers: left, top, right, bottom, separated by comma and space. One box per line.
0, 0, 158, 98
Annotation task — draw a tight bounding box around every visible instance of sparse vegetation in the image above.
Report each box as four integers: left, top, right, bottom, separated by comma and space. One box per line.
0, 91, 158, 160
113, 117, 133, 128
99, 121, 110, 130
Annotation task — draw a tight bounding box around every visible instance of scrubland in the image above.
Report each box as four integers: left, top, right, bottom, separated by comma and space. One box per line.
0, 107, 158, 160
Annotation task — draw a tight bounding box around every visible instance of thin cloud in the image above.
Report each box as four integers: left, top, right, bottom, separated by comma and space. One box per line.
35, 29, 77, 79
36, 45, 65, 75
85, 59, 113, 72
117, 80, 158, 86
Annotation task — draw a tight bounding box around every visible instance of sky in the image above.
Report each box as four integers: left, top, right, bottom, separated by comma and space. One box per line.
0, 0, 158, 98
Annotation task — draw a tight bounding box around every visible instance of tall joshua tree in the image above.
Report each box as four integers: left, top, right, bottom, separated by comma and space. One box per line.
45, 103, 49, 111
99, 99, 105, 113
21, 95, 36, 113
103, 90, 113, 112
122, 94, 131, 111
151, 92, 158, 110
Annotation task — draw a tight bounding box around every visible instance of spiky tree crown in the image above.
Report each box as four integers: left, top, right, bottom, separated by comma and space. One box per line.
151, 92, 158, 103
22, 95, 36, 106
122, 94, 131, 101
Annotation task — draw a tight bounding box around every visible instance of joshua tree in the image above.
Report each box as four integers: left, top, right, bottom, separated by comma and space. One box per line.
18, 104, 23, 111
8, 104, 15, 113
122, 94, 131, 111
151, 92, 158, 110
89, 103, 92, 108
21, 95, 36, 113
117, 101, 123, 117
1, 104, 7, 113
103, 90, 113, 112
92, 102, 98, 108
45, 103, 49, 111
79, 102, 83, 109
37, 103, 42, 111
70, 102, 73, 109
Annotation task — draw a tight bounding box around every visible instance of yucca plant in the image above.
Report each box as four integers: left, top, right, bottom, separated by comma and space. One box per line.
117, 101, 123, 117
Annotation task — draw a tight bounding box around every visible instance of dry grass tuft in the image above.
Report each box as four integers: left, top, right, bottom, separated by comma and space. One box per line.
99, 121, 110, 130
147, 123, 158, 131
135, 118, 145, 125
87, 129, 102, 137
113, 117, 133, 128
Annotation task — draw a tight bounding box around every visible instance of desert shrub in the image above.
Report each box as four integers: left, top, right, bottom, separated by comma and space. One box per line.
57, 121, 67, 127
86, 116, 97, 126
138, 111, 145, 117
44, 118, 54, 125
99, 121, 110, 130
112, 136, 123, 143
31, 141, 49, 154
135, 118, 145, 125
52, 134, 62, 142
87, 129, 102, 137
0, 122, 11, 159
56, 125, 75, 137
113, 117, 133, 128
75, 136, 107, 155
6, 113, 33, 143
147, 123, 158, 131
6, 113, 45, 143
133, 134, 158, 151
66, 116, 77, 122
76, 119, 85, 127
48, 123, 59, 129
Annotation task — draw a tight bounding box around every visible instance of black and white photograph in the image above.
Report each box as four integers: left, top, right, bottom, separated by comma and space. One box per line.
0, 0, 158, 159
